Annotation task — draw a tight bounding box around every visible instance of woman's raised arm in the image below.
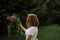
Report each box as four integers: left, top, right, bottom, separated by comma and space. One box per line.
19, 24, 26, 32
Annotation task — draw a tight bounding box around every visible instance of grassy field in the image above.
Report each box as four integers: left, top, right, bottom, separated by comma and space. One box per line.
0, 25, 60, 40
38, 25, 60, 40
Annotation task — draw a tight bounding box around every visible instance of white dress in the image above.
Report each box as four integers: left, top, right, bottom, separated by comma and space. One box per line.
25, 26, 38, 40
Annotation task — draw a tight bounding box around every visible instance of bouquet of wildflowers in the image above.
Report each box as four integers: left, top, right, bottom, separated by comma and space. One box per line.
6, 14, 24, 36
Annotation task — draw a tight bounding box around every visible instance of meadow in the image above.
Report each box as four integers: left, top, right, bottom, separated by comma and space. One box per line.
38, 25, 60, 40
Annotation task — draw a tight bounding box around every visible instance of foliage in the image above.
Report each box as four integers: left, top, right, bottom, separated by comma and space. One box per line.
0, 0, 60, 25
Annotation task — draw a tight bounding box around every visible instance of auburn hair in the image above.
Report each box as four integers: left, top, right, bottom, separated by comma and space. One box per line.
26, 13, 39, 27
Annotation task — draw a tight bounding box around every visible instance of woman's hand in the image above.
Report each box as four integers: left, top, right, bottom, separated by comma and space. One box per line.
19, 23, 26, 32
26, 35, 32, 40
20, 23, 23, 27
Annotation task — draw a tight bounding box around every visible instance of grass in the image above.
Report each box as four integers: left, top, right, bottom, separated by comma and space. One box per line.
38, 25, 60, 40
0, 24, 60, 40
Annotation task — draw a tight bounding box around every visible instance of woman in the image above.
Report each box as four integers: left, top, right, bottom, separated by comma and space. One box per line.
20, 13, 39, 40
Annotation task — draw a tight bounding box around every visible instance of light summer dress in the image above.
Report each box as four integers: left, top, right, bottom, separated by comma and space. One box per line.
25, 26, 38, 40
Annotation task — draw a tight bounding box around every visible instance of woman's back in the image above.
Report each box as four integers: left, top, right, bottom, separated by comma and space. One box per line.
25, 26, 38, 40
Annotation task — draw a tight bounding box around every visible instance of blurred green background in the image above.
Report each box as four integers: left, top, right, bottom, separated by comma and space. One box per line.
0, 0, 60, 40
